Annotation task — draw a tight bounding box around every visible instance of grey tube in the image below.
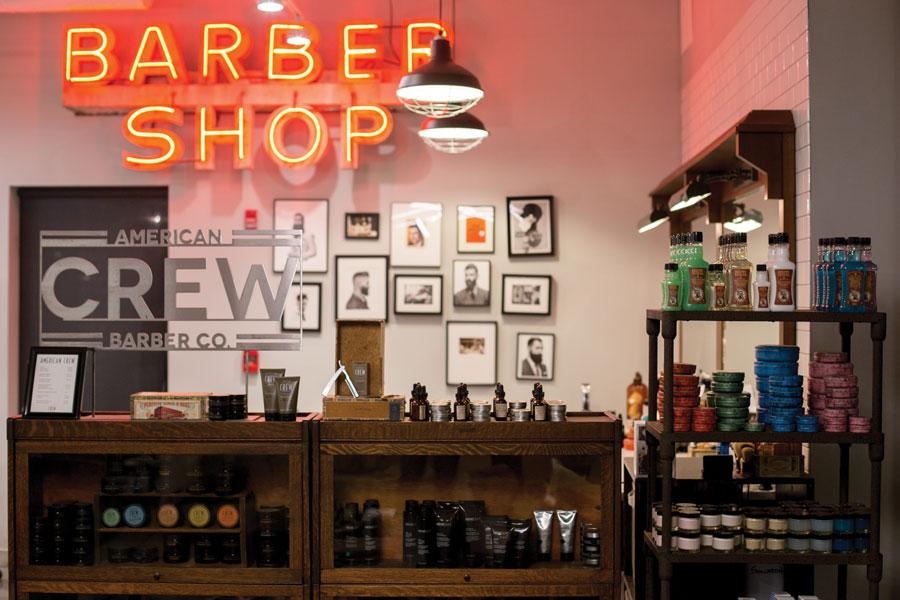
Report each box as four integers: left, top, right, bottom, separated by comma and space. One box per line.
260, 368, 285, 421
534, 510, 554, 561
274, 376, 300, 421
556, 509, 577, 561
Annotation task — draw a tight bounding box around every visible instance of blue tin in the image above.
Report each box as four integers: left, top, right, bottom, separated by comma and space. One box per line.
755, 362, 799, 377
755, 345, 801, 363
769, 374, 804, 387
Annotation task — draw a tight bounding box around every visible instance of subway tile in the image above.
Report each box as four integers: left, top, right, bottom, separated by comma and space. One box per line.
796, 213, 811, 240
796, 191, 810, 217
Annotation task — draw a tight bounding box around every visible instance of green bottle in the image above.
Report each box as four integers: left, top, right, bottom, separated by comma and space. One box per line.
682, 231, 709, 310
662, 263, 681, 311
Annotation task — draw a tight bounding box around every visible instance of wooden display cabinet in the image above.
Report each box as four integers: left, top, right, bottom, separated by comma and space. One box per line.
8, 415, 313, 598
16, 582, 306, 600
314, 414, 621, 599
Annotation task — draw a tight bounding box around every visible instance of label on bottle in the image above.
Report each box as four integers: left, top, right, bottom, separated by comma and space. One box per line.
729, 268, 751, 306
774, 269, 794, 305
533, 404, 547, 421
688, 268, 707, 305
864, 271, 876, 308
455, 404, 468, 421
666, 284, 680, 307
846, 269, 864, 307
757, 285, 770, 309
404, 524, 417, 550
495, 402, 508, 419
345, 535, 359, 552
416, 404, 427, 421
713, 284, 726, 308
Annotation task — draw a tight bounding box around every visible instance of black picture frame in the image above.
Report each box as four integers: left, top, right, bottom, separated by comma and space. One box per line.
334, 255, 390, 322
502, 274, 553, 316
507, 195, 555, 257
445, 321, 498, 386
452, 259, 492, 308
515, 332, 556, 381
457, 205, 496, 254
281, 282, 322, 333
23, 346, 89, 419
345, 212, 380, 240
394, 274, 444, 315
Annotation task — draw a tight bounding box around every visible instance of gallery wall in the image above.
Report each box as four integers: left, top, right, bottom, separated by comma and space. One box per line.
0, 1, 682, 428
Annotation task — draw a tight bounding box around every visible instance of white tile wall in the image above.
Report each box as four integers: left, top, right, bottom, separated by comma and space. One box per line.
682, 0, 811, 318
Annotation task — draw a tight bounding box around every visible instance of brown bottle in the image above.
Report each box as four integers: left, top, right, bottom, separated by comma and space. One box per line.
409, 383, 427, 422
626, 372, 648, 420
531, 383, 547, 421
493, 383, 508, 421
454, 384, 470, 421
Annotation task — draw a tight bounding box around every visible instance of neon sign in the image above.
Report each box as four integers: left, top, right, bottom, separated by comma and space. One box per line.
62, 20, 447, 170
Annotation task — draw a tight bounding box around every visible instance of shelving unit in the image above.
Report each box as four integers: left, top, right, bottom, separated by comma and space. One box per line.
643, 309, 885, 600
8, 415, 313, 598
314, 415, 621, 599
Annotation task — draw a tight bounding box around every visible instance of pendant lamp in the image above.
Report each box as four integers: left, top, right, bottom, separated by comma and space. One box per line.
419, 112, 488, 153
397, 35, 484, 118
257, 0, 285, 12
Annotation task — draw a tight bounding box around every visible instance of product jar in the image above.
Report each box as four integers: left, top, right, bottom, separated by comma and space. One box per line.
721, 506, 743, 530
767, 513, 789, 535
832, 535, 854, 553
787, 534, 811, 553
743, 532, 765, 552
699, 505, 722, 530
765, 534, 787, 552
676, 532, 701, 552
744, 512, 767, 535
712, 531, 736, 552
700, 533, 714, 548
788, 509, 812, 536
676, 509, 701, 534
810, 534, 832, 553
810, 510, 834, 535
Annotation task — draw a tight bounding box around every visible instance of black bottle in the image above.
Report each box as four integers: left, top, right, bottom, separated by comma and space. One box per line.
493, 383, 508, 421
402, 500, 420, 566
341, 503, 362, 566
416, 501, 437, 567
362, 499, 381, 566
454, 384, 470, 421
531, 383, 547, 421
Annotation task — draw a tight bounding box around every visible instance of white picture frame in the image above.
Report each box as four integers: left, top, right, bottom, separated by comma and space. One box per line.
394, 274, 443, 315
335, 255, 389, 321
446, 321, 497, 385
516, 333, 555, 381
390, 202, 443, 267
457, 205, 495, 253
273, 198, 329, 274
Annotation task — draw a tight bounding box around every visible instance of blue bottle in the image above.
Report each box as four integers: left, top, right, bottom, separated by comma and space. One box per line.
860, 236, 878, 312
839, 237, 866, 313
813, 238, 827, 311
826, 237, 847, 311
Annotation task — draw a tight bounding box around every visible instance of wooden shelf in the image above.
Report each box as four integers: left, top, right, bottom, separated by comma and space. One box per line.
97, 526, 240, 534
322, 562, 608, 585
646, 309, 886, 323
643, 532, 871, 565
646, 421, 881, 445
98, 492, 244, 499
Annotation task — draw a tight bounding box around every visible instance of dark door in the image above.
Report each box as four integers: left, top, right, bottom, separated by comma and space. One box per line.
18, 187, 168, 412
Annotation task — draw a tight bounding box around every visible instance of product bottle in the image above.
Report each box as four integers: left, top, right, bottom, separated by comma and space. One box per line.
839, 237, 866, 313
707, 264, 727, 310
361, 499, 381, 566
493, 383, 508, 421
416, 501, 436, 567
402, 500, 419, 566
768, 232, 796, 311
454, 384, 470, 421
341, 503, 361, 567
822, 238, 835, 310
683, 232, 709, 310
409, 383, 427, 422
813, 238, 827, 311
662, 263, 680, 310
827, 237, 848, 311
531, 383, 547, 421
860, 237, 878, 312
726, 233, 752, 310
754, 264, 770, 311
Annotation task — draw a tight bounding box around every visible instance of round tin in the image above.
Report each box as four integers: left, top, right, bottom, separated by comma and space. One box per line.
123, 504, 147, 528
810, 534, 832, 553
101, 507, 121, 528
673, 363, 697, 375
216, 503, 240, 529
700, 533, 714, 547
712, 371, 745, 383
510, 408, 531, 422
187, 503, 212, 528
743, 532, 765, 551
743, 513, 767, 534
767, 514, 789, 534
721, 507, 743, 529
548, 401, 567, 422
766, 534, 787, 551
712, 531, 736, 551
676, 532, 701, 552
157, 503, 181, 528
787, 534, 810, 553
812, 351, 848, 363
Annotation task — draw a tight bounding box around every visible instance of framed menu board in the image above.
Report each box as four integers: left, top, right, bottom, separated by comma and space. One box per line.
23, 347, 88, 419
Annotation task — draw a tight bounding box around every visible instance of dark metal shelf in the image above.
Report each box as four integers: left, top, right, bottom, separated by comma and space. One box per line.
646, 422, 882, 445
646, 309, 885, 324
643, 532, 871, 565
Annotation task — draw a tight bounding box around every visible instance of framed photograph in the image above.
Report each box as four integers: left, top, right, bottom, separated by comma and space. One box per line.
335, 255, 389, 321
273, 198, 328, 274
507, 195, 554, 256
282, 282, 322, 332
394, 274, 443, 315
457, 205, 495, 253
502, 274, 552, 315
516, 333, 555, 381
390, 202, 443, 267
446, 321, 497, 385
453, 260, 491, 307
345, 212, 380, 240
23, 346, 89, 419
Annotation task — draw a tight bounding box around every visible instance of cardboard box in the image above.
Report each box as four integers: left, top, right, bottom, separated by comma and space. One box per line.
335, 320, 384, 397
323, 395, 404, 421
130, 392, 208, 420
758, 454, 805, 478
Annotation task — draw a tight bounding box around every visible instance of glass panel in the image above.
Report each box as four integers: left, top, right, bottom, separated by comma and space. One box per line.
28, 453, 292, 568
332, 454, 609, 570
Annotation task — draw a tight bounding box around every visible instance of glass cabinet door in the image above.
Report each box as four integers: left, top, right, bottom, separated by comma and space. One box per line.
15, 438, 306, 585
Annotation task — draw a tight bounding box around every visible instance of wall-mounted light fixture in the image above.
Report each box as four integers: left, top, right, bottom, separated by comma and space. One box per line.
637, 197, 670, 234
671, 169, 757, 212
723, 202, 764, 233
